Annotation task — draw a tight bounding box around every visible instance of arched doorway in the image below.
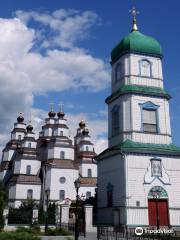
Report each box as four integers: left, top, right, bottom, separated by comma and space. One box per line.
148, 186, 169, 228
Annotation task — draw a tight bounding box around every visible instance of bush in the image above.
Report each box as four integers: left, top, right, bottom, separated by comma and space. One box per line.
46, 227, 70, 236
0, 231, 41, 240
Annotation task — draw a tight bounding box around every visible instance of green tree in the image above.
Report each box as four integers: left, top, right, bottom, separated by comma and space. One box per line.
0, 181, 7, 231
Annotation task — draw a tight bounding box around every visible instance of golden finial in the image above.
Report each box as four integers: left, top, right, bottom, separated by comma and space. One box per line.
129, 7, 139, 31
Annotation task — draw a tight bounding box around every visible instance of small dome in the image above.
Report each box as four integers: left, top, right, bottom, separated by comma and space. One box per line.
48, 111, 56, 118
82, 128, 89, 135
111, 30, 162, 62
79, 120, 86, 128
26, 124, 33, 132
57, 111, 65, 119
17, 113, 24, 123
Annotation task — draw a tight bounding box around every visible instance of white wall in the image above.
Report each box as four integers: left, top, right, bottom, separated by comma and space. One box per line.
13, 160, 41, 175
48, 147, 74, 160
79, 163, 97, 177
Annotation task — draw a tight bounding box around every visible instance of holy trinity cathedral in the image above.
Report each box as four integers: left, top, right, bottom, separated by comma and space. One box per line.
0, 109, 97, 208
97, 9, 180, 228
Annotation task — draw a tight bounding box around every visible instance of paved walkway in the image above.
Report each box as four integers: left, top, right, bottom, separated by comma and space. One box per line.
41, 232, 97, 240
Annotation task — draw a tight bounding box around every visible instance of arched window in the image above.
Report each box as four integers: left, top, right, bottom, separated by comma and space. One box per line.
27, 189, 33, 199
111, 105, 120, 136
139, 59, 151, 77
60, 151, 65, 159
86, 191, 91, 199
26, 165, 31, 175
140, 101, 159, 133
59, 190, 65, 201
115, 62, 122, 82
18, 135, 21, 140
86, 146, 89, 151
87, 169, 92, 177
28, 142, 31, 148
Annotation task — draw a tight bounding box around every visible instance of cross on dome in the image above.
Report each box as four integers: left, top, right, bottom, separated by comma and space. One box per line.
129, 7, 139, 31
59, 102, 64, 112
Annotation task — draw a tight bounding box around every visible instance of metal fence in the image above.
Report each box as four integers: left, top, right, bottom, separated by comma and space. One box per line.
60, 222, 86, 237
97, 225, 180, 240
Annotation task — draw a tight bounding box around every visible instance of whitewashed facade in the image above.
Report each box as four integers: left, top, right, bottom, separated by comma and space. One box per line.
0, 112, 97, 208
97, 19, 180, 228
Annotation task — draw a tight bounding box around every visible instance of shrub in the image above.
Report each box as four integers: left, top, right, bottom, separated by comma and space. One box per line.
46, 227, 70, 236
0, 231, 41, 240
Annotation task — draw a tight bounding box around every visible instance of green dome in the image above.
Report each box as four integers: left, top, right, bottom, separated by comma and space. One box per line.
111, 30, 162, 63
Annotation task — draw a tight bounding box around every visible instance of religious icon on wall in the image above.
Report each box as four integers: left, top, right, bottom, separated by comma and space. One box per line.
151, 159, 162, 177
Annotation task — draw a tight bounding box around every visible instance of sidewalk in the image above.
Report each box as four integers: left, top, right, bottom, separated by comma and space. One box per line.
41, 232, 97, 240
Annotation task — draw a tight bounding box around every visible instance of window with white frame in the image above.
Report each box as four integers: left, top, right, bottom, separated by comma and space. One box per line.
26, 165, 31, 175
60, 131, 63, 136
143, 109, 157, 133
86, 146, 89, 151
115, 62, 122, 82
60, 151, 65, 159
59, 190, 65, 201
27, 189, 33, 199
151, 158, 162, 177
28, 142, 31, 148
111, 105, 120, 136
139, 59, 151, 77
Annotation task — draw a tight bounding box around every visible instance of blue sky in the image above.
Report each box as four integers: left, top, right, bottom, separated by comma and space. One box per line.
0, 0, 180, 153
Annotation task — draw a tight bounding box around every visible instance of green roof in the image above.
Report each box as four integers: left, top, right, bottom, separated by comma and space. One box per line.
105, 85, 171, 104
111, 31, 162, 63
96, 139, 180, 160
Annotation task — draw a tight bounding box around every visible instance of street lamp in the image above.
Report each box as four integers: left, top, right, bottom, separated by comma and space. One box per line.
45, 189, 50, 233
152, 189, 161, 230
74, 178, 81, 240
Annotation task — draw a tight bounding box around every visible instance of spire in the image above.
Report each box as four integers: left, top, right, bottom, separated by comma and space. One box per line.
57, 102, 65, 118
48, 101, 56, 118
129, 7, 139, 31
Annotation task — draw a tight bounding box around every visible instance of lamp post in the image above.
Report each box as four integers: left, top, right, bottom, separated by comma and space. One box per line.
45, 189, 50, 233
74, 178, 81, 240
152, 189, 161, 230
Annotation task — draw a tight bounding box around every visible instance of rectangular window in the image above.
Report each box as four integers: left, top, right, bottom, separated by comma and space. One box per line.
87, 169, 92, 177
59, 190, 65, 201
107, 190, 113, 208
143, 109, 157, 133
112, 107, 119, 136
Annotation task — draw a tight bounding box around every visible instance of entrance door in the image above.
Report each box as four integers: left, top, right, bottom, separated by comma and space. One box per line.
148, 199, 169, 227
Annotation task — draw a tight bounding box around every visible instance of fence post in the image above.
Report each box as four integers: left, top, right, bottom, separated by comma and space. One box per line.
60, 204, 70, 225
84, 204, 95, 233
3, 207, 9, 229
32, 207, 38, 224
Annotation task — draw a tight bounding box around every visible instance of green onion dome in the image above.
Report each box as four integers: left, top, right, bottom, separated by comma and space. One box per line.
111, 29, 162, 63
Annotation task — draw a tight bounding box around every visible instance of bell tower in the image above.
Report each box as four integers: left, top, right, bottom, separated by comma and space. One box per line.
107, 8, 171, 148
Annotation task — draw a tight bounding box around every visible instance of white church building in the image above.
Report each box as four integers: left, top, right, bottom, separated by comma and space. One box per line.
97, 10, 180, 228
0, 109, 97, 208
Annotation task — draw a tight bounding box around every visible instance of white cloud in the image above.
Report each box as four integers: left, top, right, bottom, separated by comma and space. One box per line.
16, 9, 100, 49
0, 9, 110, 156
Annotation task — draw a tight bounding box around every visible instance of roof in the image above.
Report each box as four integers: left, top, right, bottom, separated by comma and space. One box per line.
111, 30, 162, 63
9, 174, 41, 185
96, 139, 180, 160
79, 177, 97, 186
106, 85, 171, 104
46, 159, 79, 169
